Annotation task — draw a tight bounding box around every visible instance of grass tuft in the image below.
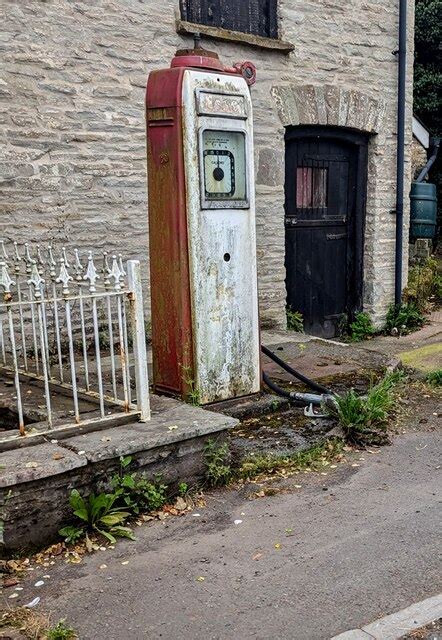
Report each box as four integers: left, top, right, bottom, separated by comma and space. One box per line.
0, 609, 77, 640
204, 439, 232, 487
286, 308, 304, 332
325, 370, 405, 446
348, 312, 375, 342
384, 302, 425, 336
236, 439, 344, 481
426, 369, 442, 387
46, 619, 77, 640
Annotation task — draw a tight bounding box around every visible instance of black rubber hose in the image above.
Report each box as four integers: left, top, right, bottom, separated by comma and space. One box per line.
262, 371, 305, 405
261, 344, 331, 395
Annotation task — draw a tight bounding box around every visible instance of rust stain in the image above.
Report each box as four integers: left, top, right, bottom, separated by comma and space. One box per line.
146, 67, 195, 399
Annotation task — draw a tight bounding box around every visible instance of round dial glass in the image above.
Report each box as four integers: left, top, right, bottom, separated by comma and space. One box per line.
202, 130, 247, 202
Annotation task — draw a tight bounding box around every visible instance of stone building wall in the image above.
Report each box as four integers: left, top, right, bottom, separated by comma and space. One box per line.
0, 0, 415, 328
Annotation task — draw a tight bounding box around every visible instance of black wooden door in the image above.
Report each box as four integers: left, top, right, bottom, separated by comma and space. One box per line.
285, 127, 368, 338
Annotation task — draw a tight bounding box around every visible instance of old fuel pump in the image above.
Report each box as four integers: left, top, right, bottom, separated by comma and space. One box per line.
146, 46, 260, 405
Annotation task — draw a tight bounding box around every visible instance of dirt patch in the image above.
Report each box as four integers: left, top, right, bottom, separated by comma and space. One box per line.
229, 408, 331, 459
401, 618, 441, 639
228, 370, 382, 460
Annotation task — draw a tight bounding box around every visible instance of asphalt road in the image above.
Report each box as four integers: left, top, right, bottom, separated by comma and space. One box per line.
5, 410, 441, 640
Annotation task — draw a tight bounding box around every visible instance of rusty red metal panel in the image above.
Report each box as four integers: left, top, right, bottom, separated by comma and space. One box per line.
146, 68, 194, 398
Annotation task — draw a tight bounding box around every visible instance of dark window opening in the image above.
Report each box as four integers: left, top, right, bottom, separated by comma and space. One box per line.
180, 0, 278, 39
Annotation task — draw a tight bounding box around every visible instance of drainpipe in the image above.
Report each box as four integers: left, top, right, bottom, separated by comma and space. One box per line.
394, 0, 407, 305
416, 137, 441, 183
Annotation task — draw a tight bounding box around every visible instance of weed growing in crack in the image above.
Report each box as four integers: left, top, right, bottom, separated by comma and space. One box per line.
111, 456, 168, 514
181, 365, 201, 406
46, 619, 78, 640
59, 490, 134, 545
384, 302, 425, 336
325, 370, 405, 446
204, 439, 232, 487
178, 482, 189, 496
348, 312, 375, 341
426, 369, 442, 386
286, 308, 304, 332
0, 609, 77, 640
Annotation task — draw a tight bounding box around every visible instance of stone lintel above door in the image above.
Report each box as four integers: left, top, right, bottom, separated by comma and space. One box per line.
270, 84, 385, 134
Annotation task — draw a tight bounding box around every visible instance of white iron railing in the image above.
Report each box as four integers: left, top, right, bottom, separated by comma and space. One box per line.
0, 242, 150, 441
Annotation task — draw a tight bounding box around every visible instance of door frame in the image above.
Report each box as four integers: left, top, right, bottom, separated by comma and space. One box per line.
284, 125, 369, 325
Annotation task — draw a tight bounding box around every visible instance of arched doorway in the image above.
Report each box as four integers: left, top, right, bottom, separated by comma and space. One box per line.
285, 126, 369, 338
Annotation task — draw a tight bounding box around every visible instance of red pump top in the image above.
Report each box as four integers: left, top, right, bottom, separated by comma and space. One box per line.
170, 47, 257, 85
171, 48, 225, 72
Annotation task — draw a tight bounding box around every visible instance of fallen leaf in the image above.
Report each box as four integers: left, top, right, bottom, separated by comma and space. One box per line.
168, 425, 179, 431
175, 496, 187, 511
121, 561, 129, 565
274, 543, 281, 550
3, 577, 19, 588
85, 535, 93, 554
252, 553, 262, 561
52, 453, 64, 460
196, 576, 205, 582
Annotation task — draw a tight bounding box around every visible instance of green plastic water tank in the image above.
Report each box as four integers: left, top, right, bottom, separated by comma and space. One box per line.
409, 181, 437, 241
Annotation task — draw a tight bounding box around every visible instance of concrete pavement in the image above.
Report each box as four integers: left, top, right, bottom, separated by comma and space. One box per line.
3, 394, 440, 640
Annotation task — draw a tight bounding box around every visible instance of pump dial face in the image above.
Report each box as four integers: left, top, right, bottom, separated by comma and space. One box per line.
202, 130, 247, 202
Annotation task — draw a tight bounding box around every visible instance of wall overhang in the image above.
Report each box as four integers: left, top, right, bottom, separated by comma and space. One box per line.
271, 84, 385, 134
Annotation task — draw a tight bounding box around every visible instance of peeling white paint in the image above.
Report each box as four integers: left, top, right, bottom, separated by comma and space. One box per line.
182, 70, 261, 404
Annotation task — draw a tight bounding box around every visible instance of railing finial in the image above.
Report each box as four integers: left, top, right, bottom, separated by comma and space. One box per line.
56, 258, 72, 296
110, 255, 122, 291
0, 240, 9, 263
48, 245, 57, 280
28, 261, 45, 299
0, 261, 15, 296
84, 251, 99, 293
74, 249, 84, 282
102, 252, 111, 290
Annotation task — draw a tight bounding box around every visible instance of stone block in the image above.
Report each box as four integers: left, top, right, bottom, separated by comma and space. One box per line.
0, 443, 86, 489
256, 147, 284, 187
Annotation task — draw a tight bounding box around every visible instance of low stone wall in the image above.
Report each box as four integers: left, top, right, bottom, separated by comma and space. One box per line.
0, 395, 236, 553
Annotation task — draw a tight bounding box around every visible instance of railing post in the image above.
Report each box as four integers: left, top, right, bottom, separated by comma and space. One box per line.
127, 260, 150, 422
